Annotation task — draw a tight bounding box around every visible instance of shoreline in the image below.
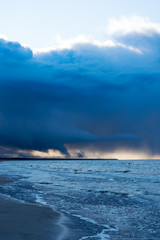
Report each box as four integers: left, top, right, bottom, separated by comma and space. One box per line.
0, 175, 66, 240
0, 174, 100, 240
0, 157, 118, 161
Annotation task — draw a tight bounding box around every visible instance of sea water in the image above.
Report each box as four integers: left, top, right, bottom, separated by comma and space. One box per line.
0, 160, 160, 239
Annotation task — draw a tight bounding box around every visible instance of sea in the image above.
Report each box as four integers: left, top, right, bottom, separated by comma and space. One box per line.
0, 159, 160, 240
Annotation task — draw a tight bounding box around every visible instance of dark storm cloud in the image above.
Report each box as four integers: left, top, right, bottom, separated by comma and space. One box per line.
0, 31, 160, 156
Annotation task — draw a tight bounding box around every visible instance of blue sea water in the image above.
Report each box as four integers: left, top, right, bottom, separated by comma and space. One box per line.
0, 159, 160, 239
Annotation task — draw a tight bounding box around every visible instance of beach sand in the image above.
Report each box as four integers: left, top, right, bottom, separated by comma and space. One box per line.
0, 176, 64, 240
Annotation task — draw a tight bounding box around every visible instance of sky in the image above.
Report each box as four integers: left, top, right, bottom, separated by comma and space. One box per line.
1, 0, 160, 159
1, 0, 160, 49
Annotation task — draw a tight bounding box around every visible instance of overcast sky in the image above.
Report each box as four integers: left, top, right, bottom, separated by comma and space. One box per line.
0, 1, 160, 159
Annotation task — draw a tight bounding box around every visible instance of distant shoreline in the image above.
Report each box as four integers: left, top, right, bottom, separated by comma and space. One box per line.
0, 157, 118, 161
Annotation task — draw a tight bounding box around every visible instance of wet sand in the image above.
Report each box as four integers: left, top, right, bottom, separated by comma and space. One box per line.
0, 176, 64, 240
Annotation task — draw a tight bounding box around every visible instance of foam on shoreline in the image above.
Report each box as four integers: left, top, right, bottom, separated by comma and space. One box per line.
0, 175, 66, 240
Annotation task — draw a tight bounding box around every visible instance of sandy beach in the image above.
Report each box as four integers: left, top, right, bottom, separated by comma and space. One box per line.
0, 175, 63, 240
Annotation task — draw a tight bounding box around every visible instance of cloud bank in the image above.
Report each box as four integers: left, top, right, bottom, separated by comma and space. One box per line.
0, 16, 160, 158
